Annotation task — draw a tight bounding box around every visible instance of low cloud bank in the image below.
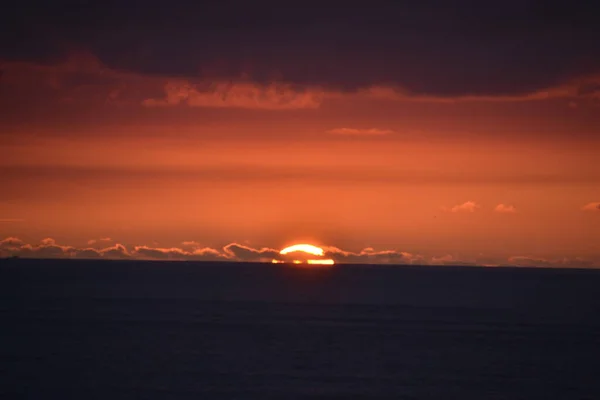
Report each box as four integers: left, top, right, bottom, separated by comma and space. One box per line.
1, 237, 597, 268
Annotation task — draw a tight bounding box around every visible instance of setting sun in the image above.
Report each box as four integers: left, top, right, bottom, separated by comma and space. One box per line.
275, 244, 335, 265
280, 244, 324, 256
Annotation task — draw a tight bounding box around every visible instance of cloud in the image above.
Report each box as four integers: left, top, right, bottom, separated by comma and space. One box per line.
133, 245, 195, 260
5, 1, 600, 100
444, 201, 480, 213
40, 237, 56, 246
0, 237, 25, 256
0, 52, 135, 105
142, 80, 324, 110
581, 202, 600, 212
2, 237, 599, 268
2, 55, 324, 110
98, 244, 131, 259
494, 204, 517, 213
356, 74, 600, 104
326, 128, 394, 136
0, 236, 123, 259
18, 242, 75, 258
507, 256, 597, 269
129, 245, 225, 261
223, 243, 280, 263
321, 246, 424, 265
74, 248, 102, 259
3, 53, 600, 113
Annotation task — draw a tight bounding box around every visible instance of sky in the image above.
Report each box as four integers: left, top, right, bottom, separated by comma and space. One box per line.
1, 0, 599, 266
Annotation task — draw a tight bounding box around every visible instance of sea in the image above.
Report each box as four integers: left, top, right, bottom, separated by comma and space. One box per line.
1, 259, 599, 399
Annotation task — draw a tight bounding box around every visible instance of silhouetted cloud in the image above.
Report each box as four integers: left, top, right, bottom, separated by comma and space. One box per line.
0, 237, 25, 248
581, 202, 600, 211
0, 237, 128, 259
73, 248, 102, 259
129, 245, 225, 261
494, 204, 517, 213
132, 246, 189, 260
4, 1, 600, 101
223, 243, 280, 263
507, 256, 597, 269
326, 128, 394, 136
99, 244, 131, 259
323, 246, 424, 265
18, 242, 74, 258
1, 237, 598, 268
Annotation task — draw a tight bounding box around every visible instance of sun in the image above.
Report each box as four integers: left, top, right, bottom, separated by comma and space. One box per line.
280, 244, 324, 256
274, 243, 335, 265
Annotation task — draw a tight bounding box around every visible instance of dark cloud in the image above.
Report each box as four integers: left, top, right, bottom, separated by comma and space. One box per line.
324, 246, 424, 265
18, 242, 75, 258
132, 245, 226, 261
132, 246, 190, 260
99, 244, 131, 259
2, 1, 599, 98
0, 237, 25, 248
508, 256, 597, 269
74, 248, 102, 259
0, 237, 130, 259
223, 243, 279, 263
143, 80, 323, 110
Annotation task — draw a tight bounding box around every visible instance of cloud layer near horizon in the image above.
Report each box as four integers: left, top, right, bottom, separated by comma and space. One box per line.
1, 237, 597, 268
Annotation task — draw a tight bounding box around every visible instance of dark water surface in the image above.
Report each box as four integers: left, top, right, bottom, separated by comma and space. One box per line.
1, 259, 600, 399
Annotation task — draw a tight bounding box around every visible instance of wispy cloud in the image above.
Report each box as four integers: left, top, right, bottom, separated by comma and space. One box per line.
326, 128, 394, 136
443, 201, 481, 213
358, 74, 600, 104
494, 204, 517, 213
143, 80, 323, 110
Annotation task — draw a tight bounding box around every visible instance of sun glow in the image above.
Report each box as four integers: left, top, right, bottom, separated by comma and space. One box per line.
280, 244, 324, 256
275, 243, 335, 265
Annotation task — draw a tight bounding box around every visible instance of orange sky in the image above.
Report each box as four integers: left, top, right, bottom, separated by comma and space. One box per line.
0, 55, 599, 267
